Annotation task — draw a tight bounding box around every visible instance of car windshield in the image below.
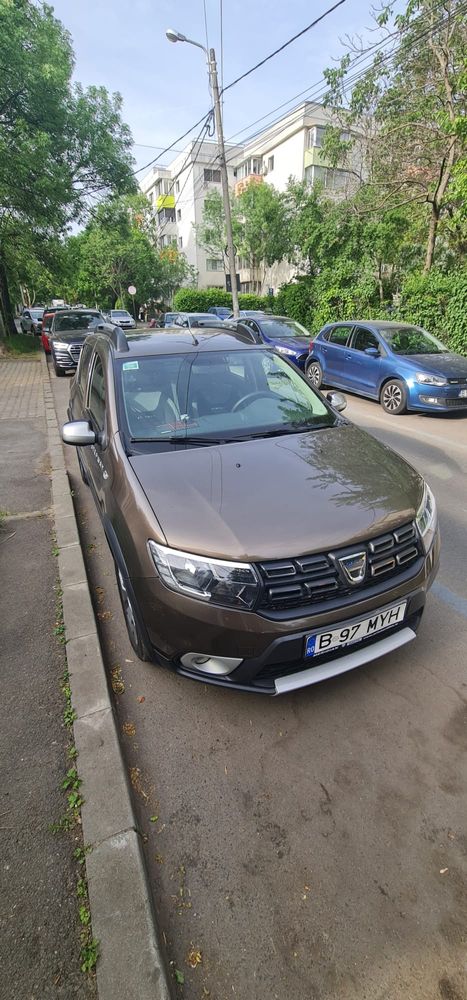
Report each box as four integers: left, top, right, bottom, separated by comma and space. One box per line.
380, 325, 449, 355
118, 349, 337, 447
54, 312, 101, 332
112, 310, 130, 318
31, 309, 44, 319
259, 318, 309, 339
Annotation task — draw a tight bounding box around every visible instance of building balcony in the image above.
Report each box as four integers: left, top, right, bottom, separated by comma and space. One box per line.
304, 146, 330, 169
234, 174, 264, 197
156, 194, 175, 210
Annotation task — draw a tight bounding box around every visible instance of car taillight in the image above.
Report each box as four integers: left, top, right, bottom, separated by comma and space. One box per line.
309, 340, 314, 351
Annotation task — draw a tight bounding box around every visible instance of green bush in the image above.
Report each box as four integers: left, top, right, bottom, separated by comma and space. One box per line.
397, 271, 467, 355
172, 287, 271, 312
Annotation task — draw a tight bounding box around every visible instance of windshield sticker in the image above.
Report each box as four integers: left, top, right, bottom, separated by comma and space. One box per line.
123, 361, 139, 371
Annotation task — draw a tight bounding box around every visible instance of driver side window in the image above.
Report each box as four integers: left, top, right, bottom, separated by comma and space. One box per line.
352, 327, 380, 352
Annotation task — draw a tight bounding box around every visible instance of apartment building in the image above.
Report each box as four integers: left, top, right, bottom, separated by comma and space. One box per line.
139, 101, 359, 294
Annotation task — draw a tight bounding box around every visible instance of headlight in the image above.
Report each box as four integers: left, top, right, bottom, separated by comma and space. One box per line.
416, 483, 437, 552
415, 372, 447, 386
52, 341, 69, 350
148, 541, 260, 610
276, 346, 296, 356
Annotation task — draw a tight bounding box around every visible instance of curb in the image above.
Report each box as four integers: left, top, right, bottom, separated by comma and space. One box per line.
41, 355, 172, 1000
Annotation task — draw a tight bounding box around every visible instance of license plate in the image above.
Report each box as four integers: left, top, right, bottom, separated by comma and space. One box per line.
305, 601, 407, 658
459, 389, 467, 398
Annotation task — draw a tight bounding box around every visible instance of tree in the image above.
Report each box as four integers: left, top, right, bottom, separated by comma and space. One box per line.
195, 189, 228, 266
62, 194, 196, 309
234, 182, 290, 285
0, 0, 135, 334
322, 0, 467, 271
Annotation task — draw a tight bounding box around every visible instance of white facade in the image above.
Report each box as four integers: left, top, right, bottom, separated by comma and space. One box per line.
139, 102, 359, 294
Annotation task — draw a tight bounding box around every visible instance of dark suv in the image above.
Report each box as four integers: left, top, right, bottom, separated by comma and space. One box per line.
62, 327, 439, 695
50, 309, 106, 376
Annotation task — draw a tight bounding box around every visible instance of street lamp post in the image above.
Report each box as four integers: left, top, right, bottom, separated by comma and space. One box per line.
166, 29, 239, 318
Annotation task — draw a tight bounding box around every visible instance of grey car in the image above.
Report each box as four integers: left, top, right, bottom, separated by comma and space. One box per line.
20, 307, 44, 335
61, 326, 439, 695
50, 309, 106, 376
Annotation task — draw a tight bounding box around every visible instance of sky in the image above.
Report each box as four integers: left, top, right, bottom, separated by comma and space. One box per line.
50, 0, 381, 177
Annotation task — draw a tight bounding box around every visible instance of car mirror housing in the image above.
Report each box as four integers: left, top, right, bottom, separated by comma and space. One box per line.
365, 346, 380, 357
62, 420, 96, 446
326, 391, 347, 412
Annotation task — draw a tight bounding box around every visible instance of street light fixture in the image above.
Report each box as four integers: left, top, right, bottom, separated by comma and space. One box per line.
165, 28, 239, 317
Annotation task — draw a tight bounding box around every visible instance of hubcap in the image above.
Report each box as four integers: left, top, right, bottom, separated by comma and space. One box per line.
118, 569, 139, 648
308, 364, 321, 386
384, 384, 402, 410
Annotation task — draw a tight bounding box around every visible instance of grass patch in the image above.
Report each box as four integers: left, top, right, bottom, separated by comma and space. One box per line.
1, 333, 41, 356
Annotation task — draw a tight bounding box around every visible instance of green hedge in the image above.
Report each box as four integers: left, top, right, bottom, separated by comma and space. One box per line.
396, 271, 467, 356
172, 287, 271, 312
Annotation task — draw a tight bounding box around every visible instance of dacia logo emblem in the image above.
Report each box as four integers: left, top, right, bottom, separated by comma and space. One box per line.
338, 551, 367, 585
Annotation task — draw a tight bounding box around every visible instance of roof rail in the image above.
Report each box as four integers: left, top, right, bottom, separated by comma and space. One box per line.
97, 323, 129, 352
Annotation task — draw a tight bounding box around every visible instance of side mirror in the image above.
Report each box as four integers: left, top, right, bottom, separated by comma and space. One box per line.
96, 323, 105, 331
326, 391, 347, 413
62, 420, 96, 446
365, 346, 380, 357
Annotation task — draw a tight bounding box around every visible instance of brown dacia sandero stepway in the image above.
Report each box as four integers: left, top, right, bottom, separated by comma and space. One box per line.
62, 326, 440, 695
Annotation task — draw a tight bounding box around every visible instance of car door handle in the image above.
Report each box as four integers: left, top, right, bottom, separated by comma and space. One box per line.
345, 353, 352, 360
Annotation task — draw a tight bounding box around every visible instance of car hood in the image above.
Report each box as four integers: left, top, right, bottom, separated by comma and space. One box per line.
129, 423, 424, 561
403, 353, 467, 379
52, 330, 94, 343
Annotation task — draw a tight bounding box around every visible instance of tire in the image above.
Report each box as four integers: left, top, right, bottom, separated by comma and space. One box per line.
115, 566, 152, 662
380, 379, 407, 415
53, 362, 65, 377
306, 360, 324, 389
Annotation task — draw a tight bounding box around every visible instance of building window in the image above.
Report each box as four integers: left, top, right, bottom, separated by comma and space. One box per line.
178, 236, 183, 249
177, 209, 181, 221
305, 164, 350, 192
206, 258, 224, 272
307, 125, 326, 148
267, 155, 274, 172
158, 207, 175, 223
176, 180, 180, 193
204, 168, 221, 183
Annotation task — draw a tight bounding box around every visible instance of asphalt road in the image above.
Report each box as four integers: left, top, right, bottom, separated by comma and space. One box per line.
52, 368, 467, 1000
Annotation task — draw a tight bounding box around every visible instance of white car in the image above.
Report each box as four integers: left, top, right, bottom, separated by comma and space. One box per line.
109, 309, 136, 329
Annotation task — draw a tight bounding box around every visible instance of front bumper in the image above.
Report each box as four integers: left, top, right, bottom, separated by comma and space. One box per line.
407, 383, 467, 412
133, 528, 440, 694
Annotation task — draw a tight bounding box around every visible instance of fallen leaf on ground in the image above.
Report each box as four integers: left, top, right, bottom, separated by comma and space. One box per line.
174, 970, 184, 985
440, 868, 449, 875
122, 722, 136, 737
150, 815, 159, 823
186, 948, 202, 968
137, 695, 145, 703
97, 610, 113, 621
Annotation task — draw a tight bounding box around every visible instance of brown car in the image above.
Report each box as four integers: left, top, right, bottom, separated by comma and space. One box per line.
62, 327, 440, 695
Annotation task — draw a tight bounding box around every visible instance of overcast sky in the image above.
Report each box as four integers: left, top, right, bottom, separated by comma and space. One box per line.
50, 0, 381, 175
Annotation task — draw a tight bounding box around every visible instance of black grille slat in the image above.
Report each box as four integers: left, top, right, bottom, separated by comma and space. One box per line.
258, 521, 422, 611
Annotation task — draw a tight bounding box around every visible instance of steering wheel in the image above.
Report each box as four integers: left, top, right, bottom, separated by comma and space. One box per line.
232, 391, 275, 412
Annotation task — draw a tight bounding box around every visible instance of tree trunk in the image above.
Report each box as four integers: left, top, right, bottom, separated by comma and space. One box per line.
424, 202, 440, 273
0, 253, 17, 337
378, 261, 384, 304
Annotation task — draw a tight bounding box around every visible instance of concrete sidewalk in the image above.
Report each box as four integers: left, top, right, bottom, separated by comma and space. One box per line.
0, 358, 96, 999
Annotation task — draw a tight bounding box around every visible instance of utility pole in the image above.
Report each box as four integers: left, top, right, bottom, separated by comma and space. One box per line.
208, 49, 239, 318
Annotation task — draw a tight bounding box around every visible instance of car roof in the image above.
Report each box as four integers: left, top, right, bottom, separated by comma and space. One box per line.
105, 329, 267, 358
324, 320, 419, 329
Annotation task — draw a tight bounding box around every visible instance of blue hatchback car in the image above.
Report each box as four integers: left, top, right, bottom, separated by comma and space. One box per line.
306, 320, 467, 414
231, 315, 311, 370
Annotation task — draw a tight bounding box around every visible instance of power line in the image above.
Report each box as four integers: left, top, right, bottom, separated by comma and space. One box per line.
157, 114, 214, 241
134, 108, 213, 176
220, 0, 348, 96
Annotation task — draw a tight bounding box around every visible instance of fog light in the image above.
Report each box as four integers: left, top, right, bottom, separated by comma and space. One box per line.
180, 653, 243, 676
419, 395, 442, 405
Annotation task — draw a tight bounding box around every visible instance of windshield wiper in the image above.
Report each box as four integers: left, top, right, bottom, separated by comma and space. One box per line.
245, 422, 333, 439
130, 435, 227, 445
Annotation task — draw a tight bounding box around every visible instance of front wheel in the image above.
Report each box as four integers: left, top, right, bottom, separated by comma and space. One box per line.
116, 566, 152, 662
53, 362, 65, 377
306, 360, 323, 389
380, 379, 407, 415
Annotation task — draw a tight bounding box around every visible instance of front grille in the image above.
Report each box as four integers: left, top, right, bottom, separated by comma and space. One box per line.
444, 397, 467, 408
447, 376, 467, 384
53, 350, 74, 367
257, 522, 421, 611
69, 344, 82, 363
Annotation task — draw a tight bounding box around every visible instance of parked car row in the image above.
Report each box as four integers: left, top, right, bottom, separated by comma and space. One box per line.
61, 324, 440, 695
